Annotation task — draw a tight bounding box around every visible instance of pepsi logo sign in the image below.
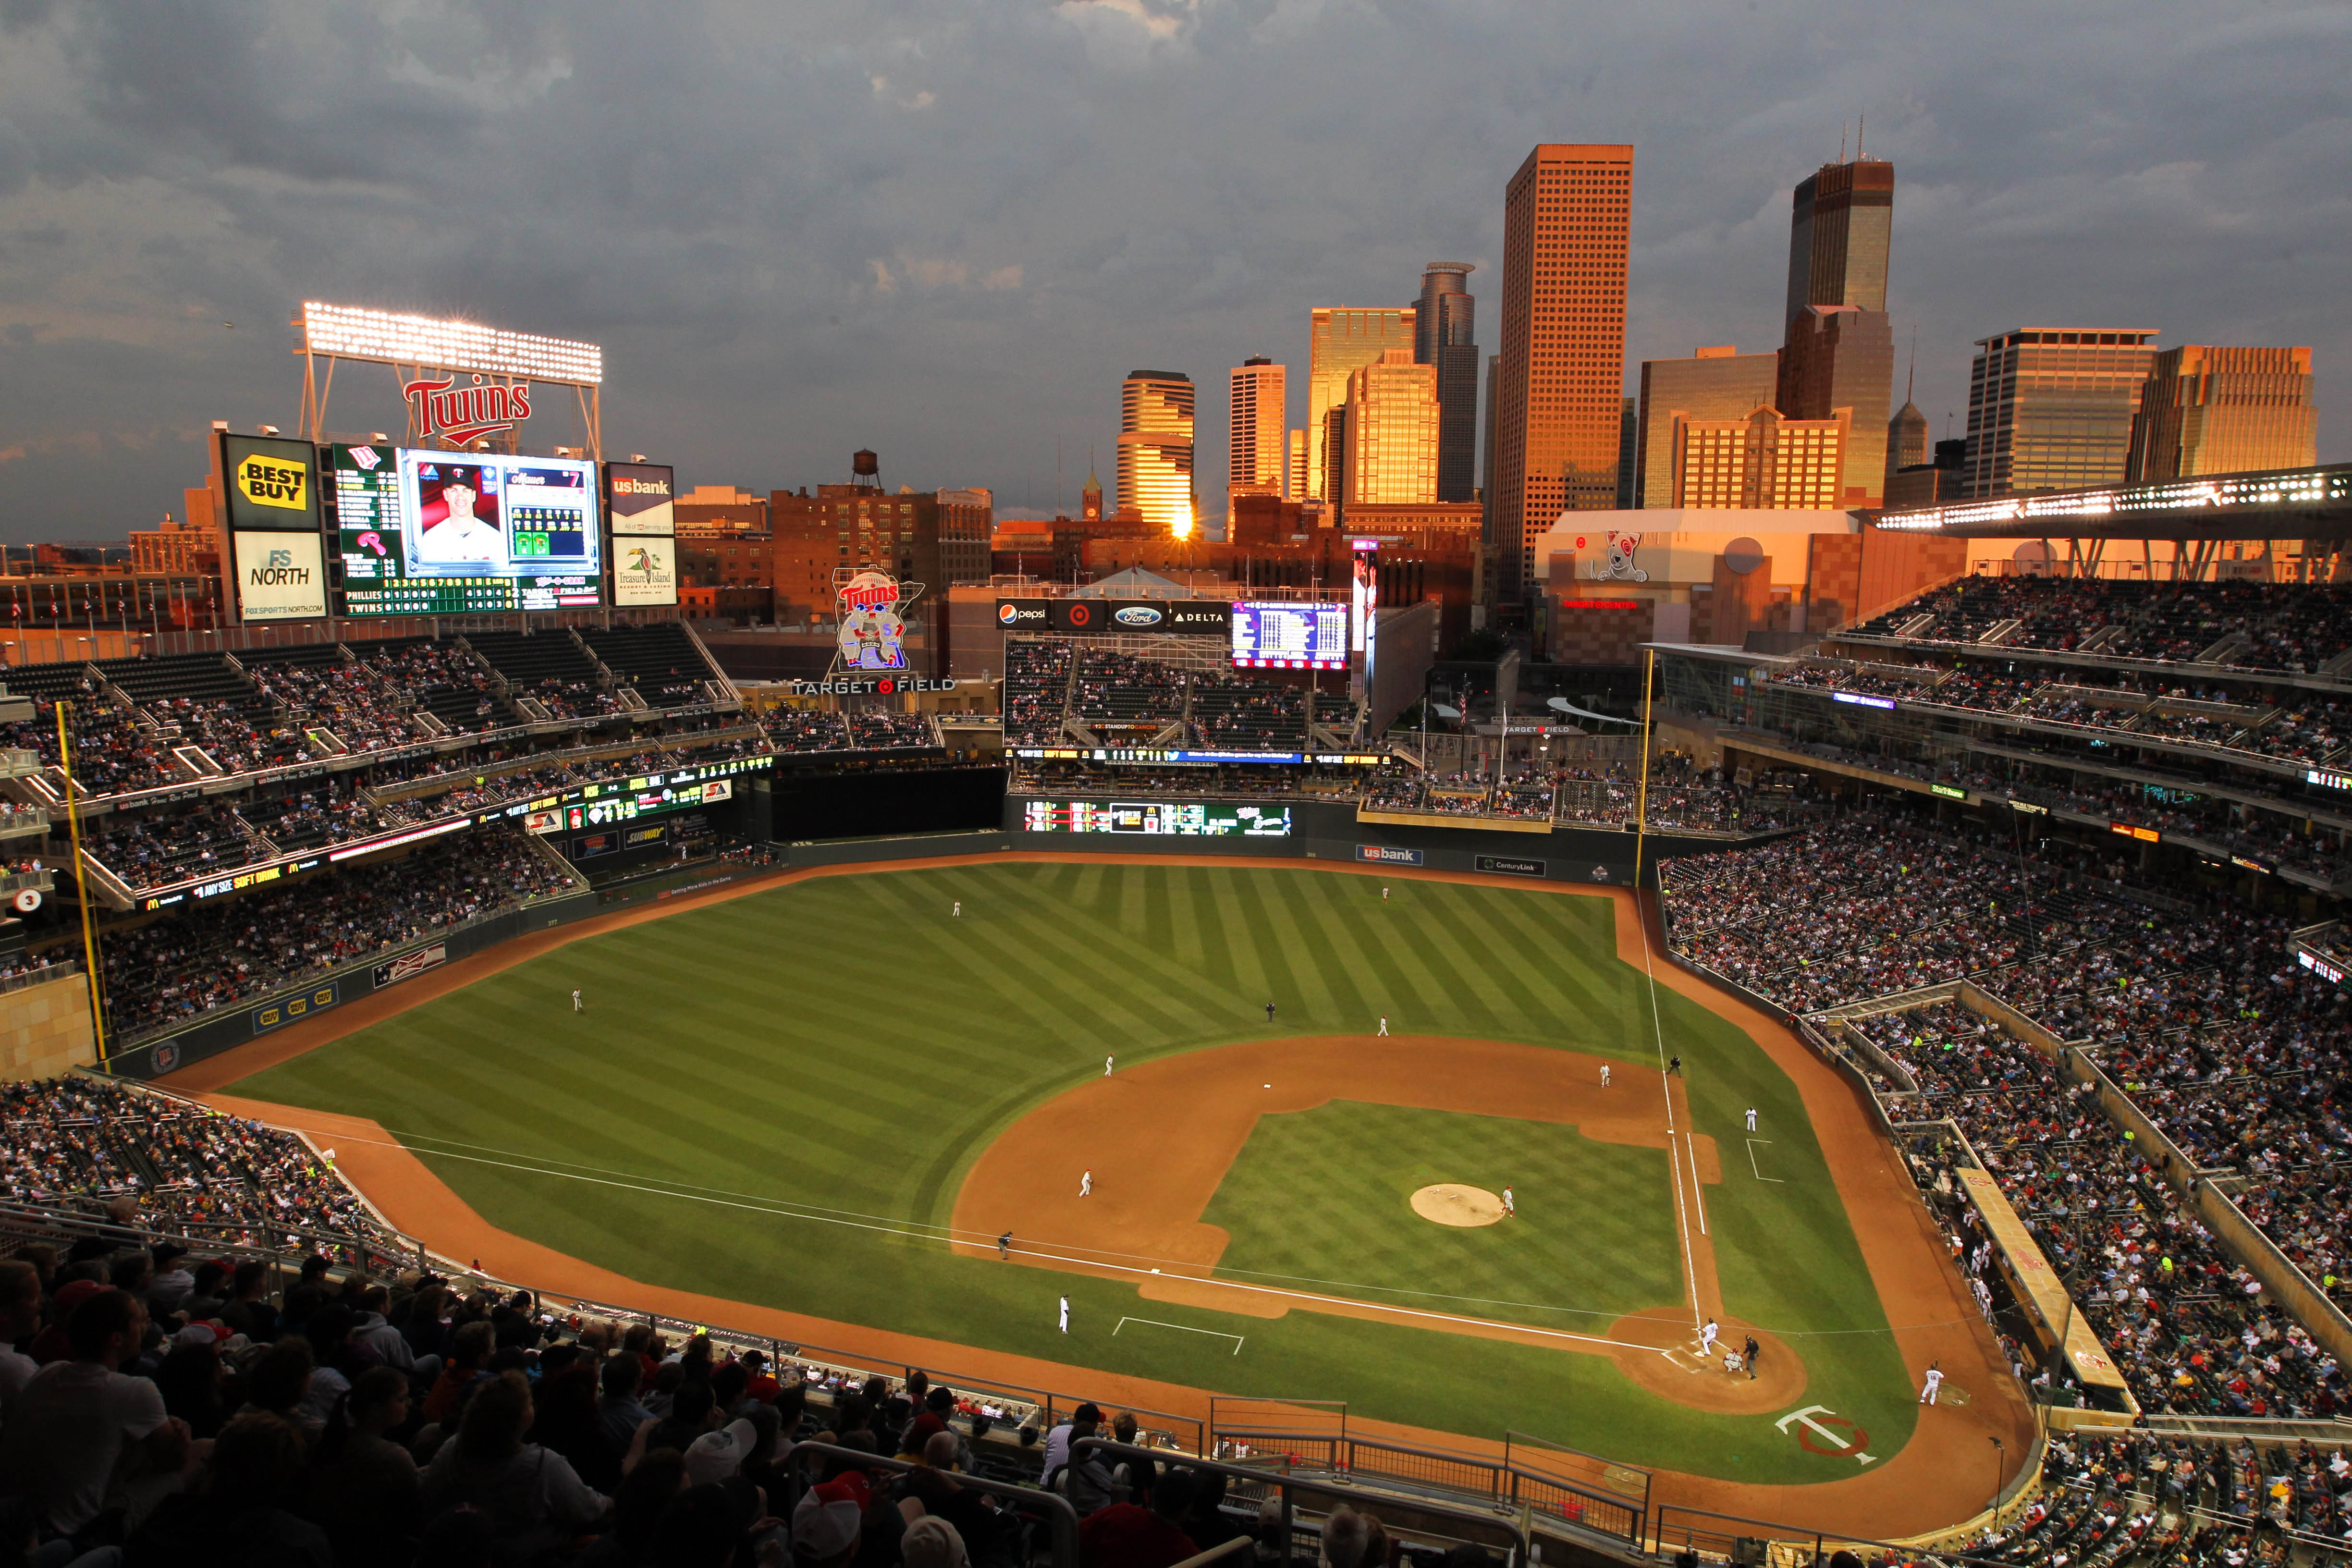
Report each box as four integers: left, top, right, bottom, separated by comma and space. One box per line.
1114, 606, 1164, 627
999, 603, 1021, 625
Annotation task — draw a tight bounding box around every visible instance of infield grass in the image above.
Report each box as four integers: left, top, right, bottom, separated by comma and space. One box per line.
227, 860, 1915, 1482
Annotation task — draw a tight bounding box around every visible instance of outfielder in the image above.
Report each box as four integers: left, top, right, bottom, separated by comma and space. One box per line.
1745, 1107, 1758, 1131
1104, 1054, 1115, 1076
953, 901, 962, 918
572, 989, 583, 1013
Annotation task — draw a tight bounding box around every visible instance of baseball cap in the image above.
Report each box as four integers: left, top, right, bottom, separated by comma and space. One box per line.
1071, 1402, 1103, 1424
683, 1418, 758, 1487
902, 1516, 968, 1568
172, 1322, 221, 1349
791, 1473, 871, 1561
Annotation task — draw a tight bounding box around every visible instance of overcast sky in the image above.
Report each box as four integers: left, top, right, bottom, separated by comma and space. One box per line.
0, 0, 2343, 540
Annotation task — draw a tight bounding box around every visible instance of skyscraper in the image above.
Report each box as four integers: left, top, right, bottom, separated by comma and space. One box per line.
1117, 370, 1196, 537
1308, 307, 1416, 502
1340, 349, 1441, 508
1414, 264, 1480, 503
1778, 306, 1894, 507
1634, 347, 1780, 508
1491, 143, 1634, 596
1785, 159, 1893, 329
1962, 329, 2159, 498
1670, 405, 1851, 511
2126, 345, 2317, 481
1228, 357, 1286, 491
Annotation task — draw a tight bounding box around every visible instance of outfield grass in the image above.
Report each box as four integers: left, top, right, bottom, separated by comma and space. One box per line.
1201, 1102, 1683, 1324
228, 861, 1915, 1482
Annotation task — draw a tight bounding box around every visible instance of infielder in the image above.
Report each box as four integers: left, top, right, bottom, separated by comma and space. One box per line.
1920, 1363, 1944, 1404
572, 989, 583, 1013
1104, 1054, 1115, 1076
1699, 1318, 1719, 1355
1059, 1296, 1070, 1334
1080, 1170, 1093, 1197
1377, 1017, 1389, 1037
1745, 1107, 1758, 1131
1600, 1064, 1610, 1087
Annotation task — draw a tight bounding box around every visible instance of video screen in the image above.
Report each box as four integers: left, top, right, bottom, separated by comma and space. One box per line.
1231, 601, 1349, 670
1020, 800, 1292, 836
331, 445, 603, 615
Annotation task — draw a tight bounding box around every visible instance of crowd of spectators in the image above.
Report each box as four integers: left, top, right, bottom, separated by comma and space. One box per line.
85, 810, 262, 891
1003, 640, 1074, 746
3, 697, 177, 796
1848, 576, 2352, 674
1069, 651, 1187, 728
238, 784, 391, 854
101, 829, 577, 1038
1190, 675, 1305, 746
362, 642, 506, 736
245, 660, 423, 753
0, 1079, 369, 1249
0, 1226, 1292, 1568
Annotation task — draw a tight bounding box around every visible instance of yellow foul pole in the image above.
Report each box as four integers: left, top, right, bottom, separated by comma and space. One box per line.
56, 701, 107, 1069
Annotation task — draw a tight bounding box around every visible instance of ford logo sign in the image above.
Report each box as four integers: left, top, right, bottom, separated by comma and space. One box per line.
1115, 606, 1163, 627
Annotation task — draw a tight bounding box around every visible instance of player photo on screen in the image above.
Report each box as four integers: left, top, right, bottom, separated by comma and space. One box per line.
412, 462, 504, 563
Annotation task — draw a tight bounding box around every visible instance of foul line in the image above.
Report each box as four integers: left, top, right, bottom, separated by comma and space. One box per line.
1634, 889, 1703, 1326
1746, 1139, 1784, 1182
1115, 1317, 1244, 1355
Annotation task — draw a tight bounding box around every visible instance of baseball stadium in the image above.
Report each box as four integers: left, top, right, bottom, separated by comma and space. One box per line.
5, 434, 2352, 1568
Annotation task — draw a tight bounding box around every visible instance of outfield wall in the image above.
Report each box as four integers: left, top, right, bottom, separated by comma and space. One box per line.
110, 890, 604, 1081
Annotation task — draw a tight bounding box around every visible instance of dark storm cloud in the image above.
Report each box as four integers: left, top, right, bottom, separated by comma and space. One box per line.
0, 0, 2343, 537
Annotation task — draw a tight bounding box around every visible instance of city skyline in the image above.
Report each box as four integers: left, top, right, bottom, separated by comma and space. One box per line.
0, 1, 2343, 539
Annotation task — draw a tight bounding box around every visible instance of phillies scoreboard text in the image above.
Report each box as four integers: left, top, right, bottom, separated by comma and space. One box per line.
1231, 601, 1349, 670
1021, 800, 1292, 836
332, 444, 603, 615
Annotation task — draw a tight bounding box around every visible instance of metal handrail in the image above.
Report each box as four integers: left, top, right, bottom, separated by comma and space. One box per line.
790, 1440, 1082, 1568
1077, 1438, 1531, 1567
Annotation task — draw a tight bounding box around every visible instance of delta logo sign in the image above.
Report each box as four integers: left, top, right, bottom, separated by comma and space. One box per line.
404, 372, 533, 445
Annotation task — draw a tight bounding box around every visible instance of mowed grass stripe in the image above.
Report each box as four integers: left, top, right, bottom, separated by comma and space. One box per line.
1288, 876, 1396, 1021
1471, 891, 1622, 1029
1203, 868, 1275, 1017
981, 870, 1224, 1044
1255, 875, 1342, 1020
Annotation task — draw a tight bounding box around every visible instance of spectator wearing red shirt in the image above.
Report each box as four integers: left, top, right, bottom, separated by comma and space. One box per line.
1078, 1468, 1199, 1568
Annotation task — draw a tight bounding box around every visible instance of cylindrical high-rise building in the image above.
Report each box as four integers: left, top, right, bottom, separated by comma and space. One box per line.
1414, 264, 1479, 503
1118, 370, 1196, 538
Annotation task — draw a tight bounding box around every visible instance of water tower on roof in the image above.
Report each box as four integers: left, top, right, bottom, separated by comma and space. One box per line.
851, 449, 881, 490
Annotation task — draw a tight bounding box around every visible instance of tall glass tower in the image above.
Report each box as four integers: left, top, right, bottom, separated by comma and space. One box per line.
1118, 370, 1196, 537
1414, 264, 1479, 503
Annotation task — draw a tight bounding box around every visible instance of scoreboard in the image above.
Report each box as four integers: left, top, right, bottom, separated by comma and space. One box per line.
1231, 601, 1349, 670
332, 444, 603, 615
1021, 800, 1292, 837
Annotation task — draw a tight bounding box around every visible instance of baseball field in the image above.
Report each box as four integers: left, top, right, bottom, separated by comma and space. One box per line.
190, 857, 2032, 1524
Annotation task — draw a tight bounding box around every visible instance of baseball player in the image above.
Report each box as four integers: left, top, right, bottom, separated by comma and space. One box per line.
572, 988, 583, 1013
1668, 1055, 1683, 1076
1079, 1170, 1092, 1198
1919, 1363, 1944, 1404
1745, 1107, 1758, 1132
1104, 1054, 1115, 1076
1501, 1185, 1515, 1218
998, 1231, 1012, 1260
1377, 1017, 1389, 1037
1600, 1064, 1610, 1087
1699, 1318, 1718, 1356
1265, 1001, 1276, 1024
953, 900, 961, 918
1382, 886, 1389, 903
1059, 1296, 1070, 1334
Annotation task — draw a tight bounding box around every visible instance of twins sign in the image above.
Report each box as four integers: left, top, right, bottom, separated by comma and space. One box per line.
404, 372, 533, 445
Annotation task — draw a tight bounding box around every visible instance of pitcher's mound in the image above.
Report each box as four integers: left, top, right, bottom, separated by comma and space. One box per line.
1411, 1184, 1505, 1227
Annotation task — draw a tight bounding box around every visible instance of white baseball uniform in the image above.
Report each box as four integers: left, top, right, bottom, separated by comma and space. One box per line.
1080, 1171, 1092, 1197
1920, 1368, 1944, 1404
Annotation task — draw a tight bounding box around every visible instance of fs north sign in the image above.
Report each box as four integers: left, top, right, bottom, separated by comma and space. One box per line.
404, 373, 533, 445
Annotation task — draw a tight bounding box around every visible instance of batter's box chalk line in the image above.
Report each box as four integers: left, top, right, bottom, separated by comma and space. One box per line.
1115, 1316, 1246, 1356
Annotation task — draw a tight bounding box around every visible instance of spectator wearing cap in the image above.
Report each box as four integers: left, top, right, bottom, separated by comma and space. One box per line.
27, 1277, 108, 1366
684, 1417, 759, 1489
740, 1348, 782, 1405
0, 1286, 193, 1544
1078, 1467, 1199, 1568
903, 1515, 968, 1568
1041, 1401, 1100, 1486
794, 1472, 871, 1568
152, 1323, 229, 1440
